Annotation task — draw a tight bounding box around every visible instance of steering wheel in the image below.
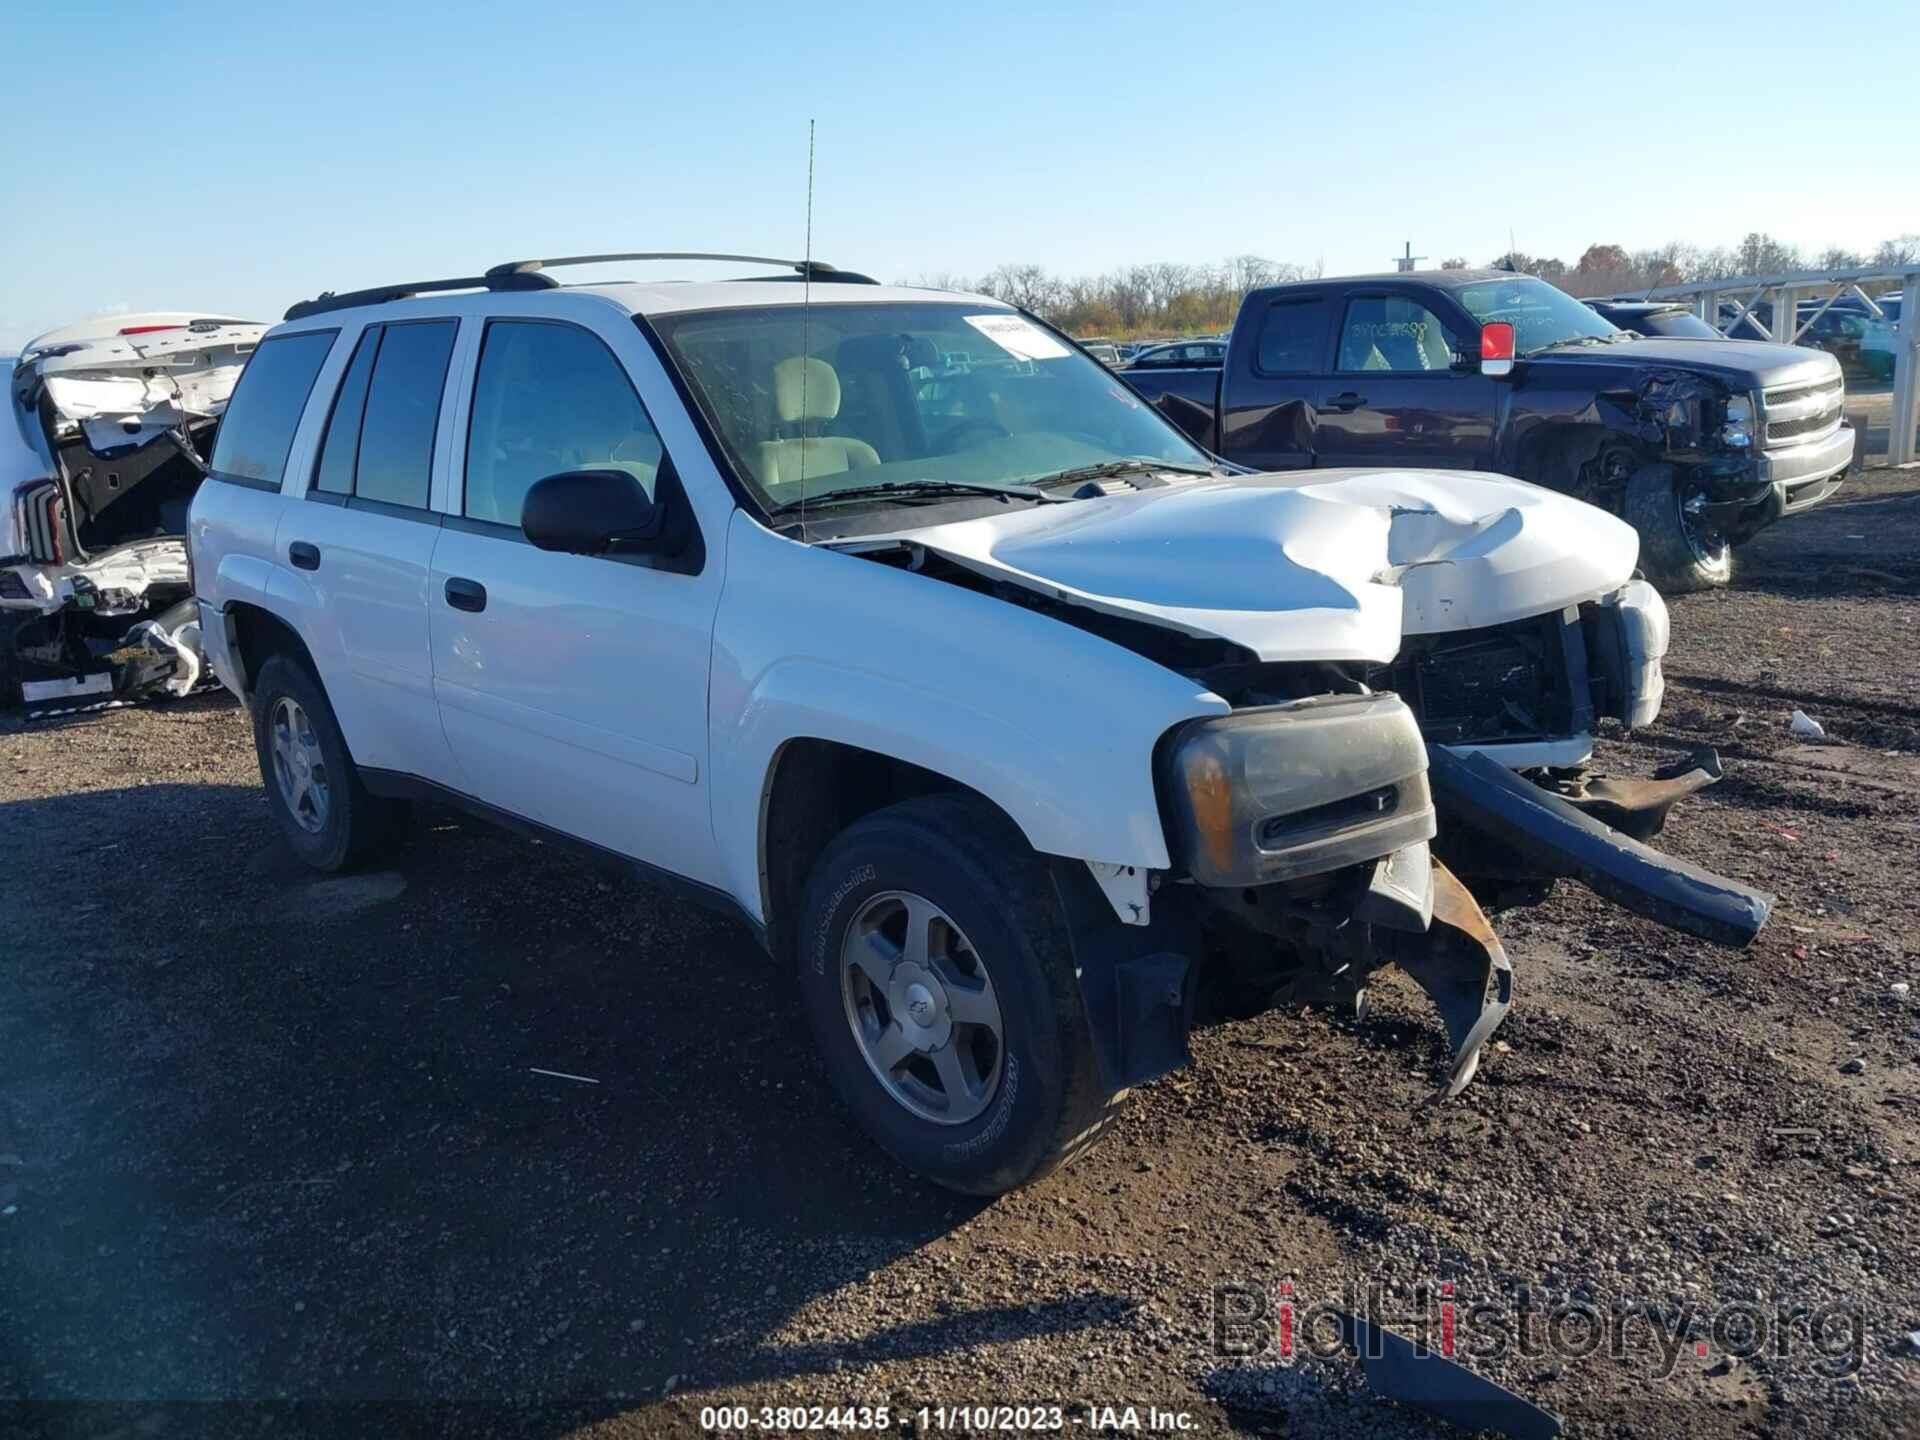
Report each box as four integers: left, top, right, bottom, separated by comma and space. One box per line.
943, 419, 1010, 452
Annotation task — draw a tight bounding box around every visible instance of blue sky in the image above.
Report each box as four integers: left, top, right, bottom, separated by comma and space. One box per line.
2, 0, 1914, 348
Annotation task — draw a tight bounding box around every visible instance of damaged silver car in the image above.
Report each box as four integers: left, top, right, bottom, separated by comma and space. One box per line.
2, 312, 265, 712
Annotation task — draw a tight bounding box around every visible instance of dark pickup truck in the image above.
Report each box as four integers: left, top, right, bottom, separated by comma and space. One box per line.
1124, 270, 1853, 590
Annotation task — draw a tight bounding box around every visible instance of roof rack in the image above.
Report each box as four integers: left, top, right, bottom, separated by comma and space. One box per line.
484, 252, 878, 285
284, 252, 877, 322
284, 272, 556, 322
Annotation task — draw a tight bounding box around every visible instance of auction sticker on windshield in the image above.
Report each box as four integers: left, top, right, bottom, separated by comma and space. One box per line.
964, 313, 1070, 361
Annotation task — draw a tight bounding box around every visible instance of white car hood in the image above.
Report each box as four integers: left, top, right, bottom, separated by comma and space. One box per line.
840, 469, 1640, 664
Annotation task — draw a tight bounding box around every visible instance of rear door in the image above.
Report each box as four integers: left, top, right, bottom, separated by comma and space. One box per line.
1313, 289, 1495, 469
426, 312, 727, 887
1218, 292, 1332, 471
278, 317, 462, 784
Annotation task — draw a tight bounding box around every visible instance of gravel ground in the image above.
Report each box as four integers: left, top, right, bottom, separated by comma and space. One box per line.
3, 467, 1918, 1439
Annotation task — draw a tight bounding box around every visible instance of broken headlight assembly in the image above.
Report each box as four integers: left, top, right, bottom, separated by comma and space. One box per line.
1157, 693, 1437, 888
1721, 394, 1755, 449
1585, 579, 1670, 730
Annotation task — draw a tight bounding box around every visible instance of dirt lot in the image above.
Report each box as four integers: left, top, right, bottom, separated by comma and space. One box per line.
3, 468, 1919, 1440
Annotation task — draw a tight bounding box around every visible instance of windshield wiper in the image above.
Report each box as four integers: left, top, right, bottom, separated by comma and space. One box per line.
1029, 458, 1220, 489
765, 479, 1063, 518
1522, 333, 1620, 357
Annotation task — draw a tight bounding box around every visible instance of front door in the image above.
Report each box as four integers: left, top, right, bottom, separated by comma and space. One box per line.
1313, 291, 1496, 470
427, 316, 726, 888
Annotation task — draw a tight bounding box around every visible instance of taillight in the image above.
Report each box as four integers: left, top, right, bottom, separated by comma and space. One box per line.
119, 324, 187, 336
41, 489, 65, 565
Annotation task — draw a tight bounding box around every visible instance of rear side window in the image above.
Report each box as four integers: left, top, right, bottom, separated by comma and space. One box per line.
1255, 299, 1328, 374
355, 320, 457, 508
464, 320, 663, 527
312, 328, 379, 496
210, 330, 336, 485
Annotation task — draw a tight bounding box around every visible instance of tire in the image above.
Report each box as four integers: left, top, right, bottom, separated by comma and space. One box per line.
1625, 461, 1732, 594
250, 652, 399, 872
796, 794, 1120, 1195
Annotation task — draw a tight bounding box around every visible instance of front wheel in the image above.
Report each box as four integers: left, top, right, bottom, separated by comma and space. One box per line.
1625, 462, 1732, 593
796, 795, 1119, 1194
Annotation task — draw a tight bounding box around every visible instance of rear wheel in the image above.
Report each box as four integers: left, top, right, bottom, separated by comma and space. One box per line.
1625, 462, 1732, 593
796, 795, 1119, 1194
251, 653, 400, 871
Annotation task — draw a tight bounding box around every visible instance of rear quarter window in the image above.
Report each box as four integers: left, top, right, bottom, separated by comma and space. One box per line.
210, 331, 337, 485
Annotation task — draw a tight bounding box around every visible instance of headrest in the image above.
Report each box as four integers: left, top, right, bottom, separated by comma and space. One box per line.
773, 356, 841, 424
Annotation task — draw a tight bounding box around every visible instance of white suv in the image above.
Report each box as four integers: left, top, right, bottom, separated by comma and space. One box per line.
190, 253, 1771, 1194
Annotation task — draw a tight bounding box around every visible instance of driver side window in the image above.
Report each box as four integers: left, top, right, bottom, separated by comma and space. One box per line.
464, 320, 664, 527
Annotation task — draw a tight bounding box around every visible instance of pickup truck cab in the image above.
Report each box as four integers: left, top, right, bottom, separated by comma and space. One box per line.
1125, 270, 1853, 591
190, 254, 1769, 1194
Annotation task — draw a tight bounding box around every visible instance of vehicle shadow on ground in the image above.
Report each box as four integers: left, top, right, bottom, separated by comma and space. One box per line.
0, 783, 1134, 1434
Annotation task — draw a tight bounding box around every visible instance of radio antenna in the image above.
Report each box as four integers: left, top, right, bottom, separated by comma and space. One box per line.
798, 118, 816, 536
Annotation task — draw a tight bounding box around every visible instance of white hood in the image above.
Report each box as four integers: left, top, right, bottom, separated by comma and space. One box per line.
843, 469, 1641, 664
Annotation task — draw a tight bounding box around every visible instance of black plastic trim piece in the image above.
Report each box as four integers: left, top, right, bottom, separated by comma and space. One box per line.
205, 471, 283, 494
347, 496, 443, 526
440, 513, 525, 543
358, 767, 768, 948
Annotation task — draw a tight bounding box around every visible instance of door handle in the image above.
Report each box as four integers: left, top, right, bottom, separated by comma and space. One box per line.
444, 577, 487, 613
288, 541, 320, 571
1323, 392, 1367, 413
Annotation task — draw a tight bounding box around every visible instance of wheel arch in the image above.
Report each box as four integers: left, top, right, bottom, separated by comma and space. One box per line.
756, 737, 1026, 965
226, 599, 320, 696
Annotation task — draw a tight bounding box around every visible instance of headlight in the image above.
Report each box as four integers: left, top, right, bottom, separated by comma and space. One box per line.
1721, 394, 1754, 448
1157, 693, 1436, 888
1586, 579, 1669, 730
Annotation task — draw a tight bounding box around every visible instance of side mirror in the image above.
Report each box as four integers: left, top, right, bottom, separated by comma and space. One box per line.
522, 469, 664, 556
1480, 321, 1516, 378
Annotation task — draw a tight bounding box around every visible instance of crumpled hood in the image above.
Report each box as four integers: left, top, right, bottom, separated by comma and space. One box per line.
842, 469, 1640, 664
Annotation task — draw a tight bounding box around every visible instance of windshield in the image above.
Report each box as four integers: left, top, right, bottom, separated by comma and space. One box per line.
650, 301, 1213, 515
1456, 277, 1621, 356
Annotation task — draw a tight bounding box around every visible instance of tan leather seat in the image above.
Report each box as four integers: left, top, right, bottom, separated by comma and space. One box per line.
752, 356, 881, 488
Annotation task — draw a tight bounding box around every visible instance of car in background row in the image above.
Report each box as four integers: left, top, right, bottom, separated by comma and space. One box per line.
1078, 340, 1123, 366
1862, 298, 1904, 381
1584, 300, 1724, 340
1124, 339, 1225, 370
1121, 270, 1851, 592
3, 312, 266, 710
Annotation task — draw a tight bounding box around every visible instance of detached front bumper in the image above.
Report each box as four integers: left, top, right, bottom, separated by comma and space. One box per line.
1429, 744, 1772, 948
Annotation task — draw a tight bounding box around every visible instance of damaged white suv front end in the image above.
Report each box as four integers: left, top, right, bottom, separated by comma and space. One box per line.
2, 313, 264, 711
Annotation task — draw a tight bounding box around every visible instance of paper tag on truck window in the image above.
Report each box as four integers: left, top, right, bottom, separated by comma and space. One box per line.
963, 313, 1070, 361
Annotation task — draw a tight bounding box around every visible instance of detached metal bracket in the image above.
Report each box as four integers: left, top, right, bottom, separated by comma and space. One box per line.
1086, 861, 1151, 926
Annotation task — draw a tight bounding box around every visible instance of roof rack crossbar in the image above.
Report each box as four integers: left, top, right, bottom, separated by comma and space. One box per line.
283, 271, 559, 322
485, 252, 876, 284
